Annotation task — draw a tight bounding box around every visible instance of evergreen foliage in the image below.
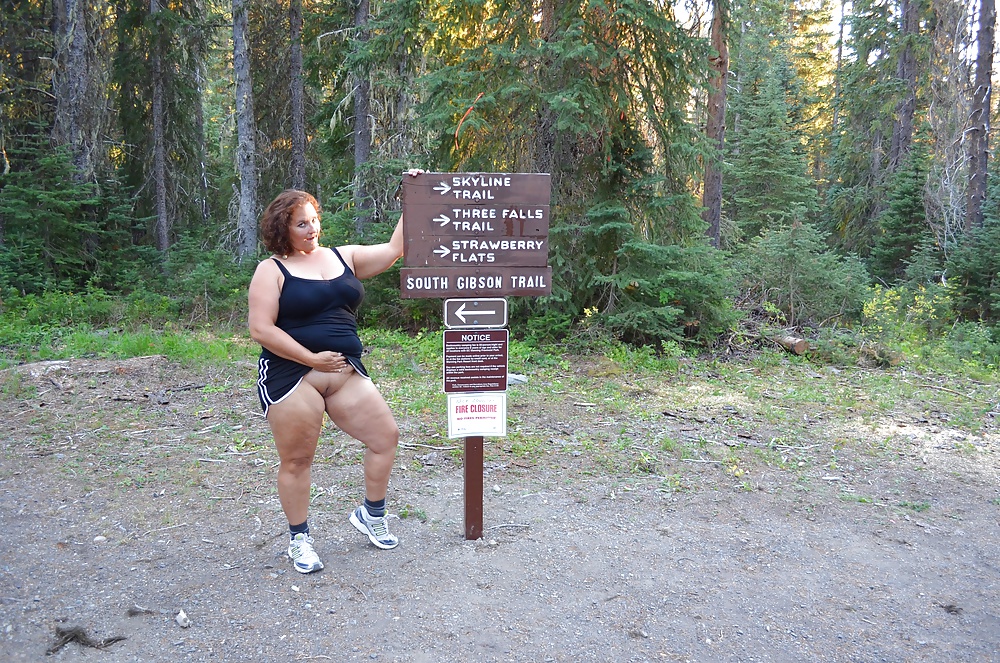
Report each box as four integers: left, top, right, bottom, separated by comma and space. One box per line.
413, 0, 726, 342
2, 0, 999, 354
739, 221, 870, 326
937, 158, 1000, 323
725, 0, 819, 244
113, 0, 217, 242
824, 0, 934, 255
945, 217, 1000, 322
0, 131, 146, 295
0, 1, 56, 146
162, 234, 256, 324
869, 147, 931, 281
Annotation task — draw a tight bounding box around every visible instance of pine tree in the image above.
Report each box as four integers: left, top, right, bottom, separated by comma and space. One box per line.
114, 0, 216, 248
233, 0, 258, 260
966, 0, 996, 230
946, 162, 1000, 321
0, 131, 141, 294
725, 24, 818, 242
742, 222, 870, 325
414, 0, 723, 341
869, 146, 931, 281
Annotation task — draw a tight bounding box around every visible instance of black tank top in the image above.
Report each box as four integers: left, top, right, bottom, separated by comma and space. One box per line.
263, 247, 366, 360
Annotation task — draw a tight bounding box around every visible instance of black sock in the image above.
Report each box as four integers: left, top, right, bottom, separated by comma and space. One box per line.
289, 520, 309, 539
363, 497, 386, 518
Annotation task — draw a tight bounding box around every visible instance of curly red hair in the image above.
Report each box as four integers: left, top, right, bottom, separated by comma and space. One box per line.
260, 190, 321, 256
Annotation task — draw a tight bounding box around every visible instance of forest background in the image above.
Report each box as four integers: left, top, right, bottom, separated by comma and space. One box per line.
1, 0, 1000, 373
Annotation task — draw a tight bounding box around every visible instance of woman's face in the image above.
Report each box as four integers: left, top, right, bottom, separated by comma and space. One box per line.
288, 202, 321, 254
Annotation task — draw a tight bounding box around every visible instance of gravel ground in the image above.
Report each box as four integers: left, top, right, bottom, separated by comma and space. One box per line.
1, 355, 998, 662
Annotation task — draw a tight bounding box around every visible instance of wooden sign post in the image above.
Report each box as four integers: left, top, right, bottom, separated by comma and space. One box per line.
401, 172, 551, 540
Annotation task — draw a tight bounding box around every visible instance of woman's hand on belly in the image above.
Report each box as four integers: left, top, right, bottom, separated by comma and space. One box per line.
310, 350, 349, 373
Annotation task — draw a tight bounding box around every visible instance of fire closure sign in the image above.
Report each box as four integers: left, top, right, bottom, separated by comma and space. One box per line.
447, 393, 507, 439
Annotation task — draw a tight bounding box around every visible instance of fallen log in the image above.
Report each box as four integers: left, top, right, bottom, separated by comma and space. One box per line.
772, 334, 808, 355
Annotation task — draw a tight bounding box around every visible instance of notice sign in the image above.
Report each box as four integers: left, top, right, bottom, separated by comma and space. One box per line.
447, 393, 507, 438
443, 329, 509, 393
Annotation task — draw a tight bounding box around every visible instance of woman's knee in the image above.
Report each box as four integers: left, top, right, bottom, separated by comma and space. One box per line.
279, 455, 313, 476
367, 420, 399, 454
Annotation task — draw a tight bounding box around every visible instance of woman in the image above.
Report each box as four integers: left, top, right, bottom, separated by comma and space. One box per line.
248, 186, 408, 573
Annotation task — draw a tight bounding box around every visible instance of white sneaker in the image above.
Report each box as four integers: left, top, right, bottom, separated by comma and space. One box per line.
288, 533, 324, 573
349, 506, 399, 549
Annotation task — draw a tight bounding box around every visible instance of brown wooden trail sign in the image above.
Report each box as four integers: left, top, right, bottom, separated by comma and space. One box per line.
399, 172, 551, 541
405, 237, 548, 268
405, 202, 549, 239
400, 266, 552, 299
400, 172, 552, 299
401, 173, 550, 205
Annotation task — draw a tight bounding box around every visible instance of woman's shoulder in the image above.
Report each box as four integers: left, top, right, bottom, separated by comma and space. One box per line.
252, 256, 285, 281
255, 255, 281, 269
328, 244, 356, 267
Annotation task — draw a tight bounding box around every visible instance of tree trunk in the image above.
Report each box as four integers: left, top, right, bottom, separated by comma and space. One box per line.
353, 0, 373, 235
52, 0, 93, 180
289, 0, 306, 190
150, 0, 169, 251
534, 0, 557, 182
832, 0, 845, 131
772, 334, 808, 355
889, 0, 919, 173
233, 0, 258, 260
702, 0, 728, 248
194, 51, 209, 222
967, 0, 996, 230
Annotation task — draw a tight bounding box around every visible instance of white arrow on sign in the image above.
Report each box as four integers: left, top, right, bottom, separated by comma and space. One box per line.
454, 302, 496, 323
434, 214, 451, 227
433, 182, 452, 195
433, 245, 451, 258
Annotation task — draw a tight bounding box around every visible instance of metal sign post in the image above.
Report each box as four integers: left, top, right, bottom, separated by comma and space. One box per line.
400, 172, 551, 540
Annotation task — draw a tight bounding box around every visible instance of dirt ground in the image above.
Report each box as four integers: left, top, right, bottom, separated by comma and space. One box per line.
1, 352, 998, 662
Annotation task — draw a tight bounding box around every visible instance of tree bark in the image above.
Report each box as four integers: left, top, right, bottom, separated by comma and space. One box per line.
534, 0, 557, 184
289, 0, 306, 190
52, 0, 93, 180
888, 0, 919, 173
150, 0, 169, 251
193, 43, 209, 223
353, 0, 373, 235
832, 0, 845, 131
702, 0, 728, 248
233, 0, 259, 260
967, 0, 996, 230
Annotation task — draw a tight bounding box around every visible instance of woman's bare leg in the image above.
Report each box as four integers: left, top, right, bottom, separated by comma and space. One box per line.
321, 374, 399, 501
266, 382, 326, 525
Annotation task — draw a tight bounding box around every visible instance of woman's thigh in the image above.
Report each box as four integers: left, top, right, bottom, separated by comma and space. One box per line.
320, 375, 398, 453
266, 379, 327, 460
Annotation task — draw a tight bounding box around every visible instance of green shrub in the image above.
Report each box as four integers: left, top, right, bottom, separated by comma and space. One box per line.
595, 241, 739, 345
739, 222, 870, 326
945, 217, 1000, 322
162, 235, 256, 325
0, 132, 148, 295
861, 284, 954, 345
